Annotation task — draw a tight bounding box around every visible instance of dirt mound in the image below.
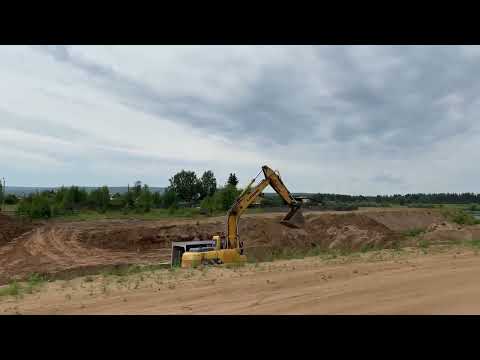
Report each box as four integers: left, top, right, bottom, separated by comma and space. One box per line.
421, 222, 480, 243
0, 209, 443, 284
363, 209, 444, 232
76, 213, 398, 253
0, 213, 36, 246
0, 224, 168, 284
77, 221, 224, 251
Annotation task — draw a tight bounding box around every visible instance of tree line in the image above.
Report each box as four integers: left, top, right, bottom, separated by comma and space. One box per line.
309, 192, 480, 205
14, 170, 242, 219
8, 168, 480, 219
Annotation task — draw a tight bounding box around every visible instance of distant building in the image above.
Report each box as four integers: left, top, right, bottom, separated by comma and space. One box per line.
295, 196, 312, 204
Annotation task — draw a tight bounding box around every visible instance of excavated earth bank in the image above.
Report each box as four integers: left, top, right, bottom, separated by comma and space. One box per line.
0, 209, 449, 284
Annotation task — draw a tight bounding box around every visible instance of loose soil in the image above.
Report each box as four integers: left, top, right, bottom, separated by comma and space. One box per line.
2, 246, 480, 314
0, 208, 447, 284
0, 214, 37, 247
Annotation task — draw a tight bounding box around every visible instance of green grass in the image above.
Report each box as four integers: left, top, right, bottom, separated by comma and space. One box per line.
1, 204, 18, 212
441, 208, 480, 225
418, 239, 430, 253
0, 273, 47, 299
402, 228, 426, 237
101, 264, 169, 277
463, 239, 480, 249
0, 281, 21, 298
246, 245, 362, 264
24, 273, 47, 294
54, 208, 203, 221
225, 262, 246, 269
360, 243, 377, 253
48, 207, 265, 222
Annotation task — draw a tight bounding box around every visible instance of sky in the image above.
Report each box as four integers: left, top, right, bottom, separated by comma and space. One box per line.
1, 45, 480, 195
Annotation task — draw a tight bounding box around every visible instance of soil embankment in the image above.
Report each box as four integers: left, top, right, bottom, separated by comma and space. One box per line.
0, 214, 37, 247
2, 247, 480, 314
0, 209, 449, 284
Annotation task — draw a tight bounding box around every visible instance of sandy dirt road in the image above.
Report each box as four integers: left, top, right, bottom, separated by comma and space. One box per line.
2, 247, 480, 314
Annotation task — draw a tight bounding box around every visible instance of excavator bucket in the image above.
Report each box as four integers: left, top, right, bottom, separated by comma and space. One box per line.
280, 206, 305, 229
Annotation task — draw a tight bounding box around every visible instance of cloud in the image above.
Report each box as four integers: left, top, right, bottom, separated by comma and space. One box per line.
1, 45, 480, 193
371, 174, 406, 186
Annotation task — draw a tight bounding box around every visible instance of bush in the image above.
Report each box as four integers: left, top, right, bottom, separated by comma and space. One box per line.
17, 193, 52, 219
168, 203, 178, 215
200, 195, 216, 216
88, 186, 110, 213
136, 185, 153, 213
152, 192, 163, 208
261, 194, 284, 207
332, 202, 358, 211
4, 194, 19, 205
452, 211, 478, 225
407, 203, 435, 208
215, 184, 241, 211
442, 208, 480, 226
469, 204, 479, 211
162, 189, 179, 208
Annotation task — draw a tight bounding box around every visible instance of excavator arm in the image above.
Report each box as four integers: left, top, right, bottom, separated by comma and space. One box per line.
225, 165, 305, 250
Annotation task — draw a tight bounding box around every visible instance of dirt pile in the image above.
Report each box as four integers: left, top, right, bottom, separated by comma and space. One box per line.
363, 209, 444, 232
77, 221, 224, 251
0, 224, 167, 284
75, 213, 399, 253
420, 222, 480, 243
0, 213, 36, 246
0, 209, 446, 284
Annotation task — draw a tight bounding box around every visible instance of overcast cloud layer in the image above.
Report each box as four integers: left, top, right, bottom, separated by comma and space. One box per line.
1, 45, 480, 194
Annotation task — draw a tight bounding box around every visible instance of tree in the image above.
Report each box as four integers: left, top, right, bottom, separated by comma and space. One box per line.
168, 170, 201, 202
162, 189, 178, 208
88, 186, 110, 213
4, 194, 19, 205
215, 184, 241, 211
200, 195, 216, 216
136, 185, 153, 213
0, 179, 3, 208
17, 193, 51, 219
199, 170, 217, 199
152, 192, 163, 208
123, 189, 135, 210
227, 173, 239, 187
133, 181, 142, 198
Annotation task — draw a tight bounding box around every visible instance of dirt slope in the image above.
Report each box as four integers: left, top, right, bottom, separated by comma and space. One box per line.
0, 210, 413, 283
362, 209, 444, 231
2, 248, 480, 314
0, 209, 448, 284
0, 214, 36, 246
0, 225, 169, 284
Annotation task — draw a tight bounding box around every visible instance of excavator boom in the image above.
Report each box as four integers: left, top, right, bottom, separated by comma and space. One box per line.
225, 165, 304, 250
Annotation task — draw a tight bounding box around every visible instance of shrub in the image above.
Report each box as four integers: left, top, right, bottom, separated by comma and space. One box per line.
162, 189, 179, 208
442, 208, 479, 226
200, 195, 216, 216
4, 194, 19, 205
30, 194, 52, 218
469, 204, 479, 211
215, 184, 241, 211
135, 185, 153, 213
88, 186, 110, 213
17, 193, 52, 219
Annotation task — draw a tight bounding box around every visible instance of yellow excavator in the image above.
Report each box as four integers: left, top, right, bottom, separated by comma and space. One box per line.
171, 165, 305, 268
